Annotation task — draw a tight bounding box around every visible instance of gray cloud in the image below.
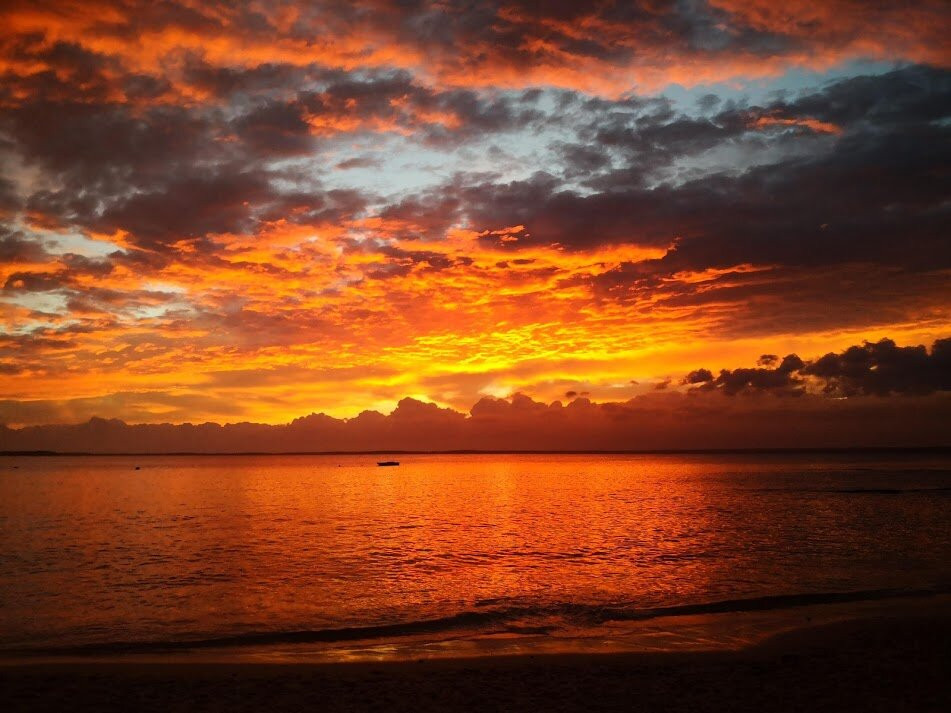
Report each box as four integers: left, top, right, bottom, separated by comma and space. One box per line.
685, 339, 951, 397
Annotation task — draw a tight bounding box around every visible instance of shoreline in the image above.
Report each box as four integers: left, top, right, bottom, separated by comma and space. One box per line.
2, 602, 949, 711
3, 590, 948, 665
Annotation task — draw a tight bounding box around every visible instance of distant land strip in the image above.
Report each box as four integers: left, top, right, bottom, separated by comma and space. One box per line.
2, 447, 951, 457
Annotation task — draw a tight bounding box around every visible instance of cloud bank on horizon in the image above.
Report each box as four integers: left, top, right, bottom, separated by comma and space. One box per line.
3, 338, 950, 451
0, 1, 949, 435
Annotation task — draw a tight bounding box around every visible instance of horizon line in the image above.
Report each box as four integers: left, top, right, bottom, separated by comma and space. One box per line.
3, 446, 950, 457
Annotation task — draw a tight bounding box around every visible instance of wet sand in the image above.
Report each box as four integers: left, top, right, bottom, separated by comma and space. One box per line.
2, 608, 949, 712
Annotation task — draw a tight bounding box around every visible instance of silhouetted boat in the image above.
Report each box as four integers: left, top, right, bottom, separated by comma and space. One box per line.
377, 461, 400, 467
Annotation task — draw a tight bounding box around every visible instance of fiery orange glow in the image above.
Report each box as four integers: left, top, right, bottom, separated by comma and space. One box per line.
0, 1, 949, 434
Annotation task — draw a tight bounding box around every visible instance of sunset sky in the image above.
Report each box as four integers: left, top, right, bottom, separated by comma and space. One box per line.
1, 1, 949, 438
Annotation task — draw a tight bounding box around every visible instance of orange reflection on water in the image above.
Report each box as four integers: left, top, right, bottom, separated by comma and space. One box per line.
1, 453, 949, 659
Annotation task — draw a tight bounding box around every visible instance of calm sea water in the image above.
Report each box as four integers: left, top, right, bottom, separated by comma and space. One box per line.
1, 453, 949, 659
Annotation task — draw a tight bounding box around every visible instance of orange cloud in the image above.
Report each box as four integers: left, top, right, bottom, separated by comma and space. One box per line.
749, 115, 842, 134
1, 2, 948, 429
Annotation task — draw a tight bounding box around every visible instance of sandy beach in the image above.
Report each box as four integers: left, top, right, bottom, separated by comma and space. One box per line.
3, 605, 949, 713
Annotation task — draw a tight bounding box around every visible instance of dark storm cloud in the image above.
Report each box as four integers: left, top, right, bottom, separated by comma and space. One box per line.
0, 231, 48, 263
336, 156, 382, 170
376, 193, 463, 241
653, 123, 948, 272
0, 53, 546, 256
231, 100, 314, 156
0, 176, 19, 218
580, 101, 737, 169
9, 100, 222, 242
1, 35, 123, 105
180, 58, 321, 99
595, 63, 948, 181
370, 244, 471, 274
3, 95, 371, 253
96, 169, 274, 245
3, 271, 64, 292
6, 101, 211, 185
804, 338, 951, 397
24, 167, 291, 253
551, 142, 614, 179
686, 354, 806, 396
439, 66, 951, 277
763, 64, 951, 127
683, 368, 714, 385
256, 187, 370, 227
4, 4, 941, 265
685, 339, 951, 397
297, 70, 544, 144
457, 171, 671, 248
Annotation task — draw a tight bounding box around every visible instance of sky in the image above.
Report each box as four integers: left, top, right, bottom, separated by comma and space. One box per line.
0, 1, 949, 448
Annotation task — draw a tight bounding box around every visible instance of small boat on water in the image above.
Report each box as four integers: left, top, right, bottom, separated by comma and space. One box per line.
377, 461, 400, 467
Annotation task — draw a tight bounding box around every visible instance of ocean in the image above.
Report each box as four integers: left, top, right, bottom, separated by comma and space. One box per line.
1, 453, 949, 662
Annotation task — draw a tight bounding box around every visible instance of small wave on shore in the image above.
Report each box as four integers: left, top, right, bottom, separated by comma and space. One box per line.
4, 586, 945, 659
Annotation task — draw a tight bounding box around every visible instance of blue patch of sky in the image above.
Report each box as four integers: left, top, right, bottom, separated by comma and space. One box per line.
317, 91, 567, 200
2, 291, 69, 324
278, 61, 904, 228
16, 222, 118, 258
657, 59, 902, 112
